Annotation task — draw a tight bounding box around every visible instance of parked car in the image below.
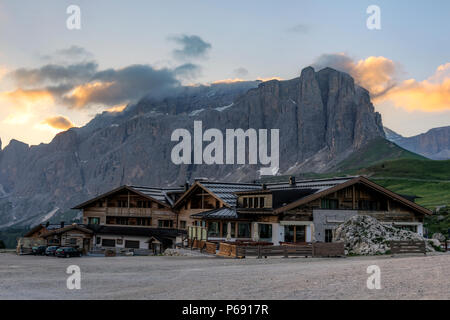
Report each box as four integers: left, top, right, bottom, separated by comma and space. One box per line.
55, 247, 82, 258
32, 245, 47, 255
45, 246, 60, 256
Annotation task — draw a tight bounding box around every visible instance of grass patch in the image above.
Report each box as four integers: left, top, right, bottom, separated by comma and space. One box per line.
371, 179, 450, 210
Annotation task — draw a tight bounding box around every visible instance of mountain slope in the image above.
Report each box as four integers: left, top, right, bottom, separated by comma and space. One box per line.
358, 158, 450, 209
0, 66, 385, 228
332, 137, 426, 172
384, 126, 450, 160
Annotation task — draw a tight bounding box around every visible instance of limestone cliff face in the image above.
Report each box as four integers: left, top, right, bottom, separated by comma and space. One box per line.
385, 126, 450, 160
0, 67, 385, 227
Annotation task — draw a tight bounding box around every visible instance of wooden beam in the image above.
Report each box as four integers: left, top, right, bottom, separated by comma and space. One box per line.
352, 185, 355, 209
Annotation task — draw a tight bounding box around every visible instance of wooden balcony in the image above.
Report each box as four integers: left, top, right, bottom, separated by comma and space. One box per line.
105, 207, 154, 217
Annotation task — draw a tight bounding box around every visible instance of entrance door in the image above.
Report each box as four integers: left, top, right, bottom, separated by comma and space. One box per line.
83, 238, 90, 254
284, 225, 306, 243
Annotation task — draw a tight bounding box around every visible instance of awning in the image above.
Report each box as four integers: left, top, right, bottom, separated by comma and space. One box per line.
280, 221, 313, 226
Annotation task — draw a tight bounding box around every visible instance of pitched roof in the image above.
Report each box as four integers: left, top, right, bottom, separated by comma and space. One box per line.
190, 207, 239, 220
24, 223, 64, 237
266, 176, 355, 192
41, 224, 93, 237
128, 186, 184, 206
273, 176, 432, 216
173, 181, 261, 208
72, 185, 183, 209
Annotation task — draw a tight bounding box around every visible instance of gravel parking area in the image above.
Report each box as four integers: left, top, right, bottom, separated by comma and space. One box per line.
0, 252, 448, 299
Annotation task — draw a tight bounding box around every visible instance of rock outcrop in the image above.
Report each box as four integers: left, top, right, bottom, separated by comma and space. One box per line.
384, 126, 450, 160
0, 67, 385, 228
334, 215, 437, 255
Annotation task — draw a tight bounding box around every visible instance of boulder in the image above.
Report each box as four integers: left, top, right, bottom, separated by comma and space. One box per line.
432, 233, 446, 242
334, 215, 436, 255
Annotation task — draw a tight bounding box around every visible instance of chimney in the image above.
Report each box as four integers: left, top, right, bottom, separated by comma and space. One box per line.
289, 176, 296, 186
60, 221, 65, 229
184, 181, 190, 191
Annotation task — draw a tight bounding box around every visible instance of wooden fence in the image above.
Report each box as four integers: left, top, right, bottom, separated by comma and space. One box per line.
204, 242, 217, 255
220, 242, 345, 259
390, 241, 426, 255
312, 242, 345, 257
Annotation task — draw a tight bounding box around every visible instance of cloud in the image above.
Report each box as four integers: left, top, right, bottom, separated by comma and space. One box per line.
170, 34, 212, 60
174, 63, 202, 80
312, 53, 450, 112
62, 64, 181, 108
40, 46, 94, 62
211, 78, 247, 84
42, 115, 75, 130
257, 76, 283, 82
0, 89, 54, 124
312, 53, 397, 97
233, 67, 249, 77
7, 58, 188, 110
287, 24, 309, 34
378, 63, 450, 112
10, 62, 98, 87
106, 104, 127, 113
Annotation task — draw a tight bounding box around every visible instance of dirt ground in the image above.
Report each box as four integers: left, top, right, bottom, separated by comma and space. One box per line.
0, 252, 448, 300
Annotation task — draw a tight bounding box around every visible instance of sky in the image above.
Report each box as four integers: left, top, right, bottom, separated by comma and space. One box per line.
0, 0, 449, 147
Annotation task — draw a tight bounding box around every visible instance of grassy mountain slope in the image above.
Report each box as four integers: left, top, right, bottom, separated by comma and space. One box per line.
307, 138, 450, 210
358, 158, 450, 209
334, 137, 426, 172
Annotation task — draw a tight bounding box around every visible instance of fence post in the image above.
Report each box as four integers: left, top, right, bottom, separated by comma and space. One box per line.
283, 245, 288, 258
257, 246, 262, 259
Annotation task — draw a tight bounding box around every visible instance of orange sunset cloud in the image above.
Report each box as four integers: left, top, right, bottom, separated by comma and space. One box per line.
42, 115, 75, 130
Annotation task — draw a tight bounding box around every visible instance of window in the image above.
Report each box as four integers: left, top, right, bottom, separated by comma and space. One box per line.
116, 238, 123, 245
96, 237, 101, 245
113, 217, 129, 225
230, 222, 236, 238
102, 239, 116, 247
248, 198, 253, 208
215, 200, 220, 208
222, 222, 228, 237
98, 200, 103, 207
137, 218, 151, 226
325, 229, 333, 243
358, 200, 379, 211
259, 197, 265, 208
258, 224, 272, 240
296, 226, 306, 243
253, 197, 258, 208
345, 188, 353, 198
158, 220, 173, 228
396, 225, 417, 233
180, 220, 187, 229
207, 221, 220, 237
321, 199, 339, 209
284, 225, 306, 243
243, 198, 248, 208
125, 240, 140, 249
118, 200, 128, 208
88, 217, 100, 225
238, 223, 251, 238
68, 238, 77, 245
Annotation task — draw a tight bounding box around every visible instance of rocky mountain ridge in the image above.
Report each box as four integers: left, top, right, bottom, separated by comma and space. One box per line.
0, 66, 385, 228
384, 126, 450, 160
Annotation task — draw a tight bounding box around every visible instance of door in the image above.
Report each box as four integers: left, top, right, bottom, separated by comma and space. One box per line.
83, 238, 90, 254
284, 225, 306, 243
125, 240, 140, 249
